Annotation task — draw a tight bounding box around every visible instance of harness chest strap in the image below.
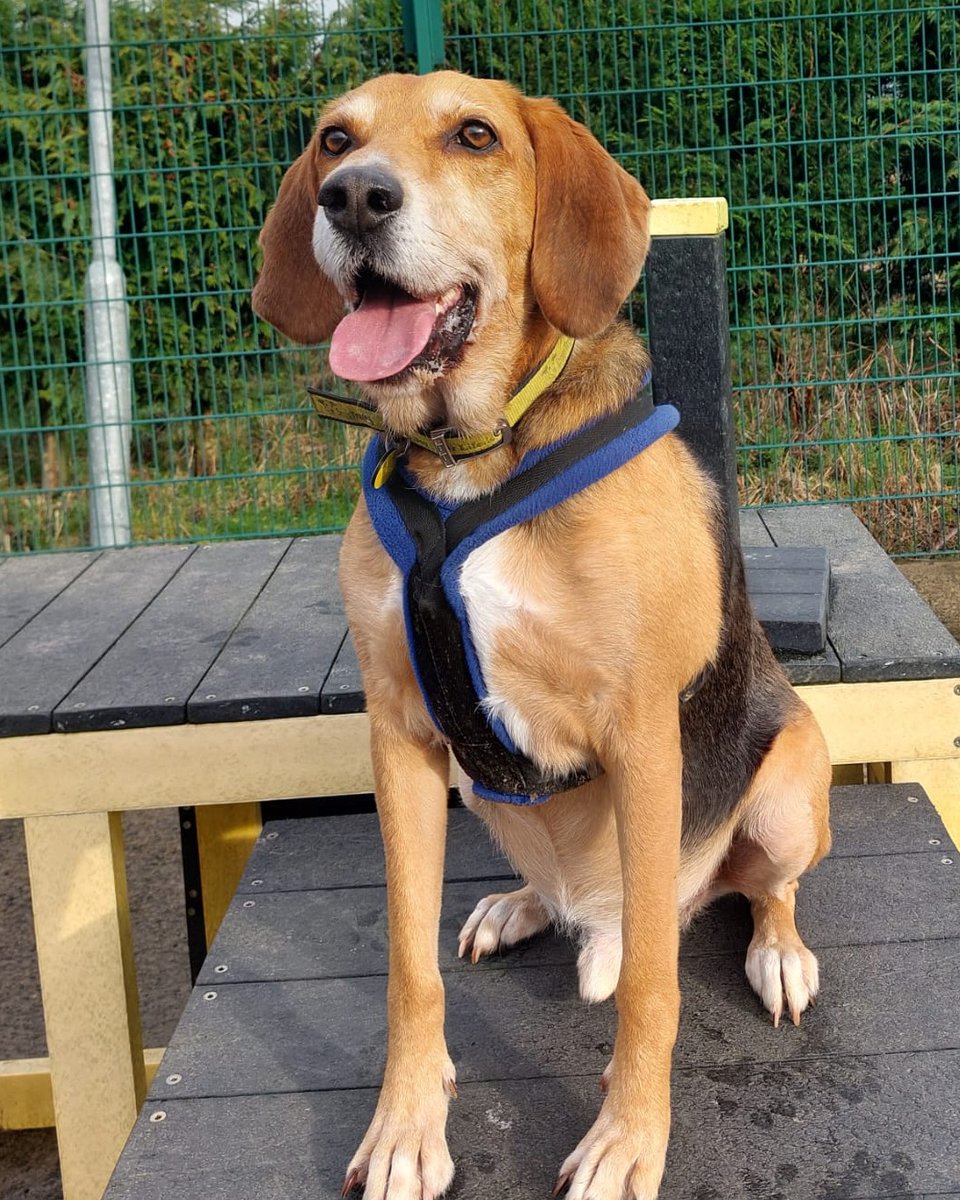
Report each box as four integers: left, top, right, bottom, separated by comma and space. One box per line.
363, 374, 681, 805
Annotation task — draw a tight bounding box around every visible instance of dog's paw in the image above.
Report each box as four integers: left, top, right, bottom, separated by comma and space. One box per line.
457, 885, 549, 962
577, 929, 621, 1003
745, 936, 819, 1027
343, 1063, 456, 1200
554, 1101, 668, 1199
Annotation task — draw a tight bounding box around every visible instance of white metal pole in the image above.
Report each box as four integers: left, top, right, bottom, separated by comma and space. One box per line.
83, 0, 132, 547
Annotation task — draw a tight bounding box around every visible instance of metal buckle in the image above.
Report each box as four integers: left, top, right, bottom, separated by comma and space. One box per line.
428, 427, 458, 468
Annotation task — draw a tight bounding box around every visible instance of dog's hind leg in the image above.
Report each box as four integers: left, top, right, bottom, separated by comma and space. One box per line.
714, 706, 832, 1026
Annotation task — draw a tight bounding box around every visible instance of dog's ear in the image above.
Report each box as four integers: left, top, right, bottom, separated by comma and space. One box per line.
252, 145, 344, 344
522, 98, 651, 338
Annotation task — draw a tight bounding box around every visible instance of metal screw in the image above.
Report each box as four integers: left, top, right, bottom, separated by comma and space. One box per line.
265, 832, 279, 840
164, 695, 176, 702
214, 964, 228, 974
251, 879, 263, 887
149, 1111, 167, 1123
188, 888, 198, 899
74, 701, 86, 709
186, 907, 196, 917
27, 705, 39, 712
165, 1073, 182, 1086
954, 736, 960, 748
929, 838, 941, 846
943, 857, 954, 866
298, 685, 310, 693
182, 819, 193, 831
205, 694, 217, 701
954, 684, 960, 696
907, 795, 919, 803
242, 900, 256, 908
203, 991, 218, 1001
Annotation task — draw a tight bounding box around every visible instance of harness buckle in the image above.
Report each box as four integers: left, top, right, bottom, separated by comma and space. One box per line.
428, 427, 458, 468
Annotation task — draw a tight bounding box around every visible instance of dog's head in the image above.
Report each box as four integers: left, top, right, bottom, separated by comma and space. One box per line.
252, 71, 650, 434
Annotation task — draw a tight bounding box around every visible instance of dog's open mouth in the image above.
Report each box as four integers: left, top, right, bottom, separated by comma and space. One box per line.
328, 270, 478, 384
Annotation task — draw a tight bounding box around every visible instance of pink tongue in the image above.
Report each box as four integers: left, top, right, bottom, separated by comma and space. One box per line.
329, 280, 438, 382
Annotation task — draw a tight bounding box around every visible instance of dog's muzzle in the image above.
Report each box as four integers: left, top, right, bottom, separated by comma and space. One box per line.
318, 166, 404, 240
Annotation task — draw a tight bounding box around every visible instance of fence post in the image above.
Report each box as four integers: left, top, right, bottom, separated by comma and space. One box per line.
83, 0, 132, 548
402, 0, 444, 73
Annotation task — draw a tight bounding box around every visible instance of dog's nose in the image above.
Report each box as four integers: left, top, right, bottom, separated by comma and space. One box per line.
318, 167, 404, 237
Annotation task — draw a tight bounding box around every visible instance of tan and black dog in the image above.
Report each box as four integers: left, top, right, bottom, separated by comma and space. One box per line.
253, 70, 831, 1200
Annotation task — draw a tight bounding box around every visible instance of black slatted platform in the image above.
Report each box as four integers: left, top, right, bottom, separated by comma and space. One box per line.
105, 784, 960, 1200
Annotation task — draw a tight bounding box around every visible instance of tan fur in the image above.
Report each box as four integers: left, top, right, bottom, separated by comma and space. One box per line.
254, 71, 831, 1200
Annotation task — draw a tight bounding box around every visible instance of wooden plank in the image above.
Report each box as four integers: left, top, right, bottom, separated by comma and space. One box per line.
320, 631, 365, 714
744, 546, 830, 653
24, 811, 145, 1200
800, 678, 960, 765
188, 537, 346, 723
157, 940, 960, 1101
227, 783, 941, 895
0, 1049, 164, 1133
0, 545, 193, 736
197, 851, 959, 987
889, 757, 960, 854
104, 1051, 960, 1199
0, 551, 100, 649
759, 505, 960, 681
649, 196, 729, 236
53, 541, 290, 732
0, 712, 374, 819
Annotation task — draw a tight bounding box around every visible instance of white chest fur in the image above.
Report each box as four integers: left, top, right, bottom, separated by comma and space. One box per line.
457, 534, 541, 758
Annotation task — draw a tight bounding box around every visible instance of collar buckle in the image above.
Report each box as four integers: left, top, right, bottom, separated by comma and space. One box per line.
428, 427, 458, 468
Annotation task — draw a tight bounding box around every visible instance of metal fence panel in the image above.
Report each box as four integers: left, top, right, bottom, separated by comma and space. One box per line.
1, 0, 957, 555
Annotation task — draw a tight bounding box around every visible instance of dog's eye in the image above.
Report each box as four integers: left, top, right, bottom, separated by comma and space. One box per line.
320, 127, 351, 156
456, 121, 497, 152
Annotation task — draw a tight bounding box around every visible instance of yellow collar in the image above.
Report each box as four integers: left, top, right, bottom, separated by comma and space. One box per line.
307, 335, 576, 468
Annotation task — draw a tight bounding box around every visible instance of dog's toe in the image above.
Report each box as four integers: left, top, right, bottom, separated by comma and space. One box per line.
457, 885, 550, 961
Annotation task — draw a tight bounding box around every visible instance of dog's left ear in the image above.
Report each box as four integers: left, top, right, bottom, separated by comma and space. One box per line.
521, 97, 651, 338
252, 144, 345, 344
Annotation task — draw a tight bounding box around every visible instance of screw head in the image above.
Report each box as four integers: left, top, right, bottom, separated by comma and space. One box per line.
930, 838, 941, 846
149, 1111, 167, 1123
954, 684, 960, 696
265, 832, 279, 840
251, 879, 264, 887
242, 900, 256, 908
165, 1073, 182, 1085
942, 857, 954, 865
203, 990, 218, 1001
954, 736, 960, 748
214, 964, 228, 974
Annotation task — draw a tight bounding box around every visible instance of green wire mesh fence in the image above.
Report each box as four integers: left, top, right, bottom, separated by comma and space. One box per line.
1, 0, 958, 555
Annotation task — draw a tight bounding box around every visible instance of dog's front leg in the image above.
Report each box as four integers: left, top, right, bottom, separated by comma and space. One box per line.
344, 729, 456, 1200
558, 704, 682, 1200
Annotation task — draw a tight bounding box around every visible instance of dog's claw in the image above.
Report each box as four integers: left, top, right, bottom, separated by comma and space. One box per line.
341, 1167, 362, 1196
552, 1170, 572, 1197
444, 1076, 458, 1100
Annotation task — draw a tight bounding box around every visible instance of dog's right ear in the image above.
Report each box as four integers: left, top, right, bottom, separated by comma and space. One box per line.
252, 145, 345, 344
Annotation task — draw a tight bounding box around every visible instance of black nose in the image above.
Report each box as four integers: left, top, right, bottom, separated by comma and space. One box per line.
318, 167, 404, 237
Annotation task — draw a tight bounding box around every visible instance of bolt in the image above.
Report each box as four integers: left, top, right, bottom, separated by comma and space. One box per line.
205, 694, 216, 701
242, 900, 256, 908
954, 736, 960, 748
150, 1111, 167, 1123
164, 695, 176, 702
930, 838, 941, 846
182, 820, 193, 831
251, 879, 263, 887
265, 832, 279, 840
203, 991, 218, 1001
943, 858, 954, 866
165, 1074, 182, 1086
298, 685, 310, 693
954, 684, 960, 696
907, 796, 919, 803
214, 964, 228, 974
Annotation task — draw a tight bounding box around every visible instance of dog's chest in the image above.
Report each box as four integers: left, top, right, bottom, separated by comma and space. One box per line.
457, 533, 548, 760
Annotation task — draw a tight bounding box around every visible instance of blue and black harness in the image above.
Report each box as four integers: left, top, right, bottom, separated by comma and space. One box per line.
360, 371, 680, 805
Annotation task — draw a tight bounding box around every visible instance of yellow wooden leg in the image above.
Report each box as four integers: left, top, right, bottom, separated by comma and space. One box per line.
195, 801, 262, 947
24, 811, 146, 1200
890, 758, 960, 850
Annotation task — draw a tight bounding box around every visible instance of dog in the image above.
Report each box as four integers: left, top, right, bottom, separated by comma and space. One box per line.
252, 70, 831, 1200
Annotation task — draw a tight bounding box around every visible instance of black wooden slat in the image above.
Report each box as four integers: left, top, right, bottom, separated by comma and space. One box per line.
187, 537, 344, 723
53, 541, 291, 732
0, 545, 194, 736
197, 848, 959, 986
155, 938, 960, 1100
319, 630, 365, 713
228, 784, 941, 896
646, 236, 738, 536
106, 1050, 960, 1199
760, 505, 960, 681
0, 550, 100, 649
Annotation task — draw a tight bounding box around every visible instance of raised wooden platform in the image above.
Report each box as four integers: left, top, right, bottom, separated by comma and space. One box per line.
104, 783, 960, 1199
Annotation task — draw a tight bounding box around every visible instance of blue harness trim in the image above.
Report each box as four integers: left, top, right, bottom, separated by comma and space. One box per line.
363, 375, 679, 804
